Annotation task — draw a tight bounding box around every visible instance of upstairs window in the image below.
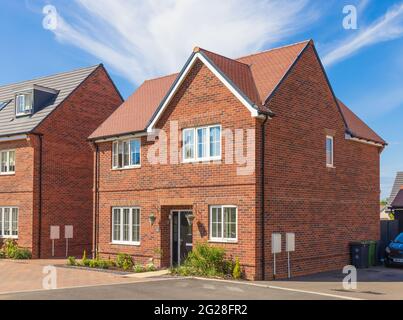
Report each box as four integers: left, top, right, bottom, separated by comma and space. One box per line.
16, 93, 33, 116
0, 150, 15, 174
112, 139, 141, 169
183, 125, 221, 162
326, 136, 334, 167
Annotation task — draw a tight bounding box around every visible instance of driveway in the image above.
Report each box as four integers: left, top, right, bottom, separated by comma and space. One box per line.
256, 266, 403, 300
0, 259, 144, 294
0, 259, 402, 300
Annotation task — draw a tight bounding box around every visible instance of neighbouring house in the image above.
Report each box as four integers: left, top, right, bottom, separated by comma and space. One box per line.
390, 187, 403, 233
388, 172, 403, 206
0, 65, 123, 258
89, 40, 386, 280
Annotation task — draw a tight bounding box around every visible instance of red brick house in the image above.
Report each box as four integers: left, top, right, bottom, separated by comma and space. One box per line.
0, 65, 122, 258
89, 40, 386, 280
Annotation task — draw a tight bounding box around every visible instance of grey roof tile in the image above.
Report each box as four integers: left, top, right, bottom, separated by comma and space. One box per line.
0, 65, 99, 137
389, 172, 403, 205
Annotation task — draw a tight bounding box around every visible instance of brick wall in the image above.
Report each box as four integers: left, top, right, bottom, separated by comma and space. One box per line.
0, 139, 35, 251
31, 66, 123, 258
261, 44, 381, 279
97, 60, 260, 277
95, 46, 381, 280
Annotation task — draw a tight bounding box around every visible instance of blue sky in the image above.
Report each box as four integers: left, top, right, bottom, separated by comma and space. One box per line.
1, 0, 402, 199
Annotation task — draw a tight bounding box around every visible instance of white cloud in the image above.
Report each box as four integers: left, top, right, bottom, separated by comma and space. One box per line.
322, 3, 403, 67
45, 0, 316, 84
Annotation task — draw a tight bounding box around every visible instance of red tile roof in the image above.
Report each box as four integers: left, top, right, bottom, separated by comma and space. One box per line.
90, 74, 177, 139
90, 41, 309, 140
338, 99, 386, 145
89, 40, 385, 147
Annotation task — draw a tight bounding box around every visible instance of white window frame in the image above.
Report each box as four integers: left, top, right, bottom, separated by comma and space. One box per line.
209, 205, 238, 243
326, 135, 334, 168
182, 124, 222, 163
112, 139, 141, 170
0, 150, 16, 175
111, 207, 141, 246
0, 207, 18, 239
15, 92, 33, 116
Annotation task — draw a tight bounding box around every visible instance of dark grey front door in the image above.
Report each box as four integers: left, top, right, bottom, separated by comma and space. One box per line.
171, 210, 193, 266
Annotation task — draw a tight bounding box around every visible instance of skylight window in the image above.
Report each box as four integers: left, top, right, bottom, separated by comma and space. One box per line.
0, 100, 10, 111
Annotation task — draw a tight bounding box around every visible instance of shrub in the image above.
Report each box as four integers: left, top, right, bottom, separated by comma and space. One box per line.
146, 263, 157, 272
173, 243, 233, 278
133, 264, 145, 273
2, 239, 18, 259
81, 250, 90, 266
89, 259, 99, 268
97, 259, 111, 270
67, 256, 77, 266
13, 248, 32, 260
1, 240, 31, 260
116, 253, 133, 271
232, 258, 242, 279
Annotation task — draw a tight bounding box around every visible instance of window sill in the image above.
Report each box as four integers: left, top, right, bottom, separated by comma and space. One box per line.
110, 241, 141, 247
208, 239, 238, 244
183, 157, 222, 164
326, 165, 336, 169
111, 166, 141, 171
0, 236, 18, 239
0, 173, 15, 176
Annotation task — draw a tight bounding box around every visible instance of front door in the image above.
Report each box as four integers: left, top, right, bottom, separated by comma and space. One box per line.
171, 210, 193, 266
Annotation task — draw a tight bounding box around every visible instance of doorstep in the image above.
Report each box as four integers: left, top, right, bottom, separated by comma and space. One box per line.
124, 269, 170, 279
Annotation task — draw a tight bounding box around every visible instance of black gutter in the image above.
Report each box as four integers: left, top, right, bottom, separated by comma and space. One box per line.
261, 114, 269, 280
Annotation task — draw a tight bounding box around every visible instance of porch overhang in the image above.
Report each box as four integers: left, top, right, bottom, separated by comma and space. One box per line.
159, 198, 195, 206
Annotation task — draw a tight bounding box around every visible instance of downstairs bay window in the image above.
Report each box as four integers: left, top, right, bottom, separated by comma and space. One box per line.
0, 207, 18, 238
209, 205, 237, 242
112, 207, 140, 245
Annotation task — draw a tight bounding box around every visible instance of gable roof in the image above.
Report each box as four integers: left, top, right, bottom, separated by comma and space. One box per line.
338, 99, 386, 146
389, 172, 403, 205
90, 41, 385, 147
90, 41, 309, 140
391, 188, 403, 208
0, 65, 100, 138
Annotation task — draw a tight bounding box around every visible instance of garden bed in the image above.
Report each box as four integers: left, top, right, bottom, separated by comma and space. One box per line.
67, 252, 160, 274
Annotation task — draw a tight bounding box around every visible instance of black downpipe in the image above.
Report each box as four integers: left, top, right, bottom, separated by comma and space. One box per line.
35, 134, 43, 258
93, 143, 100, 257
261, 115, 269, 280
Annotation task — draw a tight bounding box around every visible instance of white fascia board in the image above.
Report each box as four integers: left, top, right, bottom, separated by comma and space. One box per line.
94, 132, 147, 144
0, 134, 28, 143
147, 52, 259, 133
345, 133, 383, 147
